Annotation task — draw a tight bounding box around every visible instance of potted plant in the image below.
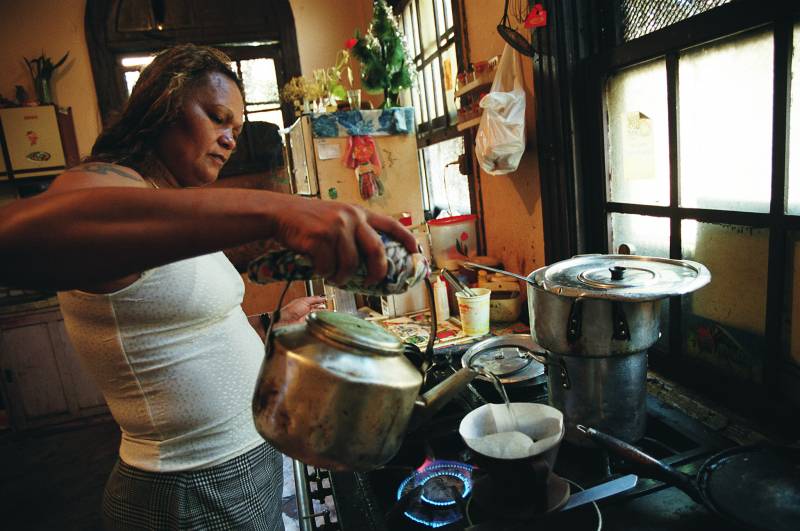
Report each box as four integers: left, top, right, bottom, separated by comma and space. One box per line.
350, 0, 413, 108
24, 51, 69, 105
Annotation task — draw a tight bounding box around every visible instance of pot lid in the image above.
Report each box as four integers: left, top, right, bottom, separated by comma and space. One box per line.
531, 254, 711, 302
307, 311, 404, 356
461, 335, 545, 385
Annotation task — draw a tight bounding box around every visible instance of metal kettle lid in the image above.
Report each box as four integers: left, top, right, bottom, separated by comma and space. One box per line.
461, 335, 545, 385
532, 254, 711, 302
306, 310, 404, 356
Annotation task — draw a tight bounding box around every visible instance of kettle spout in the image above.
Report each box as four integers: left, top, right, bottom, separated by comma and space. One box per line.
407, 366, 478, 432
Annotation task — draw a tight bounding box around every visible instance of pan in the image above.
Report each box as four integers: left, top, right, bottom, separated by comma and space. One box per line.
578, 425, 800, 531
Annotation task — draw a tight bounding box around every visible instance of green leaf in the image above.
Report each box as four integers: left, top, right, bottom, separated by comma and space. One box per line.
331, 84, 346, 99
53, 51, 69, 70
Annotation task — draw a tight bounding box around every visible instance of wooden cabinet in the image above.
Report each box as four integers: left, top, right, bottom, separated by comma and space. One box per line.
0, 306, 107, 430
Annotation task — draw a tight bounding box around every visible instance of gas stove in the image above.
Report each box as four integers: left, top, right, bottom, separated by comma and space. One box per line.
293, 371, 741, 531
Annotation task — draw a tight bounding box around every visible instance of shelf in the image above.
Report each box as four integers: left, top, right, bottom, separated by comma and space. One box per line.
454, 71, 495, 98
456, 116, 482, 131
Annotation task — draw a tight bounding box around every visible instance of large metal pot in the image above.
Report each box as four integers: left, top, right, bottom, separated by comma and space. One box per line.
252, 310, 477, 471
527, 255, 710, 445
465, 255, 710, 446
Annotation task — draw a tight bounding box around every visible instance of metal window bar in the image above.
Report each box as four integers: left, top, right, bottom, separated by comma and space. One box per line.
413, 0, 435, 128
620, 0, 733, 42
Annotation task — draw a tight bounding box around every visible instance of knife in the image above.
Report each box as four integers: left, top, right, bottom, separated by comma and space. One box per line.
559, 473, 638, 512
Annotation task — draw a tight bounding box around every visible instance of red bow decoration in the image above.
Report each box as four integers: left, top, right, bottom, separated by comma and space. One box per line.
524, 3, 547, 29
343, 135, 384, 200
343, 135, 382, 171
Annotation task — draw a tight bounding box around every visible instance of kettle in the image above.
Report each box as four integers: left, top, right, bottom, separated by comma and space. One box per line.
252, 310, 478, 471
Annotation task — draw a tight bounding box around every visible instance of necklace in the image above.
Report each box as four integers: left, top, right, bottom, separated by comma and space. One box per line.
146, 177, 160, 190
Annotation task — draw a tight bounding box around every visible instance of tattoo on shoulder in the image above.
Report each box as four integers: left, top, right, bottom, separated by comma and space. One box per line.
68, 163, 142, 182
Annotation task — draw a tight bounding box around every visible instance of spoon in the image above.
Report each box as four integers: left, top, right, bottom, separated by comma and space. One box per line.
461, 261, 535, 286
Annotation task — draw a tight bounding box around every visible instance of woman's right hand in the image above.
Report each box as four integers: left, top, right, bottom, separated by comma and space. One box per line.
269, 195, 418, 286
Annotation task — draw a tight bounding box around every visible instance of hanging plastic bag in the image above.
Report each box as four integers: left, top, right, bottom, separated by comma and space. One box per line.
475, 43, 526, 175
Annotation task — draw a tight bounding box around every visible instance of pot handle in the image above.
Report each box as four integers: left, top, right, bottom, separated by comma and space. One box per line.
566, 298, 584, 344
576, 425, 703, 503
529, 351, 571, 390
611, 301, 631, 341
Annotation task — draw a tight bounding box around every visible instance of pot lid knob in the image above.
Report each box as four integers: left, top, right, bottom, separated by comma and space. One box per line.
609, 266, 626, 280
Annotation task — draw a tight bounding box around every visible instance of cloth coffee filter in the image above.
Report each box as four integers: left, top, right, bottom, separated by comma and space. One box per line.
459, 403, 564, 460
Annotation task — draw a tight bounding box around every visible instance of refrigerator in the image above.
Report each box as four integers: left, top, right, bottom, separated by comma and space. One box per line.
284, 108, 429, 315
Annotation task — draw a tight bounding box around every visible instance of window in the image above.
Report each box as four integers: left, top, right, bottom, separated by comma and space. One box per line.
397, 0, 471, 218
560, 1, 800, 410
118, 45, 285, 129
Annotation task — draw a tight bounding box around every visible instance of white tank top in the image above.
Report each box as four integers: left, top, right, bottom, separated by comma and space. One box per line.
58, 252, 265, 472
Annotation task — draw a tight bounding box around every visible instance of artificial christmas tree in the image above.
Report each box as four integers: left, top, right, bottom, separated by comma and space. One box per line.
350, 0, 413, 108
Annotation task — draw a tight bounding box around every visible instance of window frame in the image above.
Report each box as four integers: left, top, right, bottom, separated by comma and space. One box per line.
115, 44, 288, 177
85, 0, 301, 130
395, 0, 482, 229
547, 0, 800, 416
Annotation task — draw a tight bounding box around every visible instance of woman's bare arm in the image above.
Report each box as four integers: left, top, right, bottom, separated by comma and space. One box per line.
0, 186, 416, 291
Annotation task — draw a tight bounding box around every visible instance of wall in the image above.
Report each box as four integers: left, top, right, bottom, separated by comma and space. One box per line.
0, 0, 102, 159
0, 0, 374, 155
464, 0, 546, 277
290, 0, 380, 107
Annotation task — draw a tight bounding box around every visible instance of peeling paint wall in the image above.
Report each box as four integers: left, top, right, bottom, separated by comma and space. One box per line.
463, 0, 546, 277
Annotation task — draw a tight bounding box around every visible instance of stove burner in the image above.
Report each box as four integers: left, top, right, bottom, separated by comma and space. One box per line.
396, 460, 473, 528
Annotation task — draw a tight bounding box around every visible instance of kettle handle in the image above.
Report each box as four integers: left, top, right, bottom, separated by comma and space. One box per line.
423, 276, 437, 362
263, 280, 294, 361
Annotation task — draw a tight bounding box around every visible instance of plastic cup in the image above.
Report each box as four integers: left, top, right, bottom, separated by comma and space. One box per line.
455, 288, 491, 336
347, 89, 362, 110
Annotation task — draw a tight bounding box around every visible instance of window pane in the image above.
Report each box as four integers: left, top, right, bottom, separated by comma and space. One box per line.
402, 5, 419, 58
124, 71, 140, 96
410, 1, 421, 58
240, 58, 279, 103
419, 0, 437, 58
609, 213, 670, 257
120, 55, 154, 68
606, 59, 669, 205
434, 0, 446, 38
682, 220, 768, 383
432, 57, 444, 118
246, 104, 283, 128
424, 63, 435, 121
678, 29, 773, 213
422, 137, 469, 215
787, 23, 800, 214
247, 110, 284, 127
443, 0, 453, 30
412, 83, 423, 124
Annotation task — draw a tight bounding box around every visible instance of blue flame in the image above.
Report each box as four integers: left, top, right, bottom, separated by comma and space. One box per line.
396, 460, 474, 528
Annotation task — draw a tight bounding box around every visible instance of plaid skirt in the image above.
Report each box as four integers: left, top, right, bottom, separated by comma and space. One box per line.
102, 442, 284, 531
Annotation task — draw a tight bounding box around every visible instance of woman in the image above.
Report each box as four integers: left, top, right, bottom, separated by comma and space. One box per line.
10, 44, 416, 530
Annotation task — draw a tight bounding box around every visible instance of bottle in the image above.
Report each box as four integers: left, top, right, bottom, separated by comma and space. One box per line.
433, 272, 450, 323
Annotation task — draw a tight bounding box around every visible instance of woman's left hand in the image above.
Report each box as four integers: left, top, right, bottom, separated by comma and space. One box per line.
276, 296, 327, 326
